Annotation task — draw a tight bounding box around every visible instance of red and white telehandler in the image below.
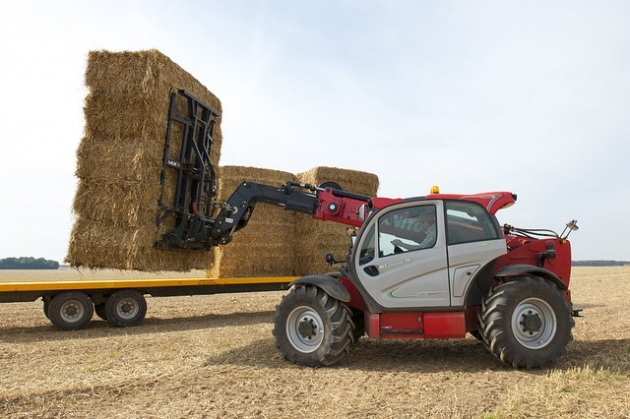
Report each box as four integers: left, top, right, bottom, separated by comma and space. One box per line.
190, 179, 578, 369
152, 90, 581, 369
156, 91, 579, 368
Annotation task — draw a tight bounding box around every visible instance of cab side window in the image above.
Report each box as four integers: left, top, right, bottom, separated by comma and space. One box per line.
378, 205, 437, 256
358, 225, 376, 265
445, 201, 501, 245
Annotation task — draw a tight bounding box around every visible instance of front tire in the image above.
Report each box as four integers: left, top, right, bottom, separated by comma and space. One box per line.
273, 285, 353, 367
479, 276, 574, 369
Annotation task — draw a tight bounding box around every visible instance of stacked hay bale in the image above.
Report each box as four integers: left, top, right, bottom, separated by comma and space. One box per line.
66, 49, 222, 271
294, 167, 379, 275
206, 166, 298, 278
205, 165, 380, 278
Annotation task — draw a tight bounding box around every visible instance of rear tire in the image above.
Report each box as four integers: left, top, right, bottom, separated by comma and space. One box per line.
48, 292, 94, 331
479, 276, 574, 369
273, 285, 353, 367
105, 290, 147, 327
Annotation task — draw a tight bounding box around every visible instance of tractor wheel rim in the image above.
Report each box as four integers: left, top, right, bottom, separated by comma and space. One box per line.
61, 300, 85, 323
512, 297, 557, 349
117, 298, 139, 319
286, 306, 324, 353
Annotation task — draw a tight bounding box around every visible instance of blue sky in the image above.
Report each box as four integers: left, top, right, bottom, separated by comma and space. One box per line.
0, 1, 628, 262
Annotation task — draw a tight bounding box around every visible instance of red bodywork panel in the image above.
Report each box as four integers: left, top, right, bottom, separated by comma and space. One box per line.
367, 311, 467, 340
427, 191, 516, 215
369, 196, 405, 210
342, 277, 468, 339
339, 277, 365, 312
313, 188, 369, 227
313, 189, 515, 225
494, 235, 573, 301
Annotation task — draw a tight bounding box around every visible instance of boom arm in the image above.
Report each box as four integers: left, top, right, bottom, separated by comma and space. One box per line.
156, 181, 372, 251
210, 181, 319, 245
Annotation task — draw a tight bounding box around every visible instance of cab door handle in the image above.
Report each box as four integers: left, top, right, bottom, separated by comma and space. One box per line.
363, 265, 379, 277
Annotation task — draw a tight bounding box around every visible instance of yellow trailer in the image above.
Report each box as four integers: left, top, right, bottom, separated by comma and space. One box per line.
0, 276, 296, 330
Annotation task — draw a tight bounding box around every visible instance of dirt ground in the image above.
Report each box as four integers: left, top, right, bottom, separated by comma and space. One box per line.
0, 266, 629, 418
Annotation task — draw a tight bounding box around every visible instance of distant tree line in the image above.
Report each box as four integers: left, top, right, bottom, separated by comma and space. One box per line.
0, 257, 60, 269
572, 260, 629, 267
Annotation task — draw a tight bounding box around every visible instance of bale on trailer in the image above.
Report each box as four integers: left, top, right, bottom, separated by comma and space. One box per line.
206, 166, 298, 278
205, 165, 380, 278
67, 49, 221, 271
294, 166, 379, 275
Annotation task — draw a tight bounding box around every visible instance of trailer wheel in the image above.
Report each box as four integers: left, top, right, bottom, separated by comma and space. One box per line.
273, 285, 353, 367
479, 276, 574, 369
105, 290, 147, 327
94, 303, 108, 321
48, 292, 94, 331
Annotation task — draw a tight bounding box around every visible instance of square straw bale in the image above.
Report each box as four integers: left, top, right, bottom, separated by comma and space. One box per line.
66, 49, 221, 271
294, 166, 379, 275
67, 218, 208, 271
206, 166, 298, 278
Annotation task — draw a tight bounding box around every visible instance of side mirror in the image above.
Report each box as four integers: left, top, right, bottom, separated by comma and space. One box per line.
560, 219, 579, 239
325, 252, 346, 266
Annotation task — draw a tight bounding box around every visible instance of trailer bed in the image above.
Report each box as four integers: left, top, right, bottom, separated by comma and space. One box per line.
0, 274, 297, 330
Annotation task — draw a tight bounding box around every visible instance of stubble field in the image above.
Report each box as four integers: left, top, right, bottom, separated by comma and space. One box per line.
1, 266, 629, 418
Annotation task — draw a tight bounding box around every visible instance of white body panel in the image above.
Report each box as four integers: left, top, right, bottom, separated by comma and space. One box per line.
354, 200, 507, 309
447, 240, 507, 306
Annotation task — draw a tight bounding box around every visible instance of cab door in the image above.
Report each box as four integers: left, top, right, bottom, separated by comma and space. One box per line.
444, 200, 508, 306
353, 201, 450, 309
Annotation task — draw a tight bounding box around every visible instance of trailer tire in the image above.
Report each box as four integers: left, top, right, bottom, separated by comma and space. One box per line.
48, 292, 94, 331
105, 290, 147, 327
479, 276, 574, 369
273, 285, 353, 367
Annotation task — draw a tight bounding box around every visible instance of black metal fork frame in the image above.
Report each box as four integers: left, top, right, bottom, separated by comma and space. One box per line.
156, 89, 221, 251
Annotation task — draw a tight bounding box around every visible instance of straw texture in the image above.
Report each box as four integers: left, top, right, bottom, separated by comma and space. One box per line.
66, 49, 222, 271
206, 166, 298, 278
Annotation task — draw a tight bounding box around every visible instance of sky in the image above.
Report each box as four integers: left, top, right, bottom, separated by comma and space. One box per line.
0, 1, 628, 263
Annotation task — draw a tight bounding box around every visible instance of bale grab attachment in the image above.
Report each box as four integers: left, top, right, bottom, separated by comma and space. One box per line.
155, 89, 221, 251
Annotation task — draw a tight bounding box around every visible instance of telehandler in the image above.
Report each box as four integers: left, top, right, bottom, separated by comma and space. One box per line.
154, 90, 580, 369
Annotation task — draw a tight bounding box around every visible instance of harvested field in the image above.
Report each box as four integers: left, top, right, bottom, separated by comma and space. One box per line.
1, 267, 629, 418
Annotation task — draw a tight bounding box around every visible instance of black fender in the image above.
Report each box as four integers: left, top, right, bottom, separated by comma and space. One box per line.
289, 275, 351, 303
494, 264, 568, 291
